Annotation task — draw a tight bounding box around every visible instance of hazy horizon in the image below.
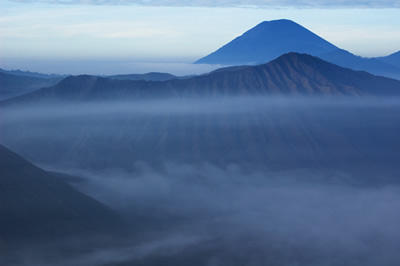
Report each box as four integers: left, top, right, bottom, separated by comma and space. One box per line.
3, 95, 400, 265
1, 0, 399, 75
2, 1, 400, 265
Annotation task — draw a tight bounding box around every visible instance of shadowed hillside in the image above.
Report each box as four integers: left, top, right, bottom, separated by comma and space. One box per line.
0, 72, 62, 100
195, 19, 338, 65
2, 53, 400, 106
194, 20, 400, 79
0, 144, 121, 244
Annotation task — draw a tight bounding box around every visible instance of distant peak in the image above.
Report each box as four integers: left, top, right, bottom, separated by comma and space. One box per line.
194, 19, 338, 65
58, 75, 100, 86
274, 52, 317, 61
63, 75, 98, 81
264, 52, 334, 69
255, 19, 300, 28
260, 19, 296, 24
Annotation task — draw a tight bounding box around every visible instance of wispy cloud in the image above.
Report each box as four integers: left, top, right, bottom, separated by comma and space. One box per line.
9, 0, 400, 8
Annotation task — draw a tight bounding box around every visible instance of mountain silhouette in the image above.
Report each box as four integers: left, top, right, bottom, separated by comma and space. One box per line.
194, 20, 400, 79
0, 72, 62, 100
107, 72, 178, 81
195, 19, 338, 65
2, 53, 400, 179
3, 53, 400, 106
0, 144, 121, 243
377, 50, 400, 68
319, 49, 400, 79
0, 68, 65, 79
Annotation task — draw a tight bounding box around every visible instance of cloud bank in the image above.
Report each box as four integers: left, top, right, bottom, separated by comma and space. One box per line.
26, 162, 400, 266
9, 0, 400, 8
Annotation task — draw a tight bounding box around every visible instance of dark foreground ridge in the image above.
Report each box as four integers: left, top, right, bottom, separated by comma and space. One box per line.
0, 144, 121, 244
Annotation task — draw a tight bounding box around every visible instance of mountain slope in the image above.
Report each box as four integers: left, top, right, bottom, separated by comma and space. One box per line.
0, 144, 121, 243
0, 68, 65, 79
377, 50, 400, 68
1, 53, 400, 179
107, 72, 178, 81
195, 19, 338, 65
2, 53, 400, 106
194, 20, 400, 80
319, 49, 400, 80
0, 72, 62, 100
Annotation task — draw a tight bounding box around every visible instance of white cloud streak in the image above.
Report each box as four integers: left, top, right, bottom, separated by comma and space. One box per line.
9, 0, 400, 8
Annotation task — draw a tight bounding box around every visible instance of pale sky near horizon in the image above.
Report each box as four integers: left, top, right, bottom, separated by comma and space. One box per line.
0, 0, 399, 75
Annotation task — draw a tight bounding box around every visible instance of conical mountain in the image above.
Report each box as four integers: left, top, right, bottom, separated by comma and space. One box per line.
194, 19, 338, 65
194, 20, 400, 79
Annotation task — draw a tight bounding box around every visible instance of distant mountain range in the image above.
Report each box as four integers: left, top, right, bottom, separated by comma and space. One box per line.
195, 19, 400, 80
2, 53, 399, 106
106, 72, 196, 81
1, 53, 400, 177
108, 72, 177, 81
0, 68, 65, 79
2, 19, 400, 266
0, 70, 195, 100
195, 19, 338, 65
318, 49, 400, 79
377, 50, 400, 68
0, 144, 121, 243
0, 72, 62, 100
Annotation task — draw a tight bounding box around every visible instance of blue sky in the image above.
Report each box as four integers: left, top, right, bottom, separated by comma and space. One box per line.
0, 0, 399, 75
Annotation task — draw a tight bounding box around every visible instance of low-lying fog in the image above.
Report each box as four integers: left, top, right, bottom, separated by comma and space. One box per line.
0, 60, 222, 76
2, 96, 400, 265
4, 96, 400, 119
6, 163, 400, 266
2, 96, 400, 172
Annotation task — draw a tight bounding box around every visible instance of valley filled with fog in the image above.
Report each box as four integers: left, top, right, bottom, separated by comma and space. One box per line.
2, 95, 400, 265
1, 3, 400, 264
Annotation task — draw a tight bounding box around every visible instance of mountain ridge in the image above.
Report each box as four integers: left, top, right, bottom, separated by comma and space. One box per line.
107, 72, 179, 81
195, 19, 338, 65
0, 72, 62, 100
194, 19, 400, 80
0, 68, 65, 79
0, 144, 122, 243
2, 53, 400, 106
377, 50, 400, 68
